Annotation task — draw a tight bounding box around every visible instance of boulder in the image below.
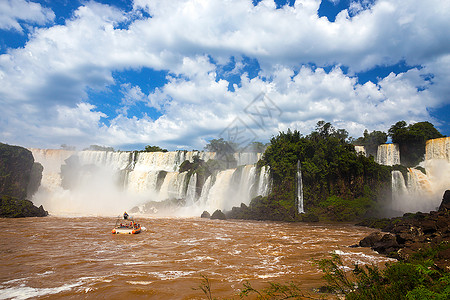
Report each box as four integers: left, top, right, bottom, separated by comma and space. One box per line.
359, 231, 384, 247
210, 209, 226, 220
0, 195, 48, 218
200, 211, 211, 218
372, 233, 400, 255
438, 190, 450, 212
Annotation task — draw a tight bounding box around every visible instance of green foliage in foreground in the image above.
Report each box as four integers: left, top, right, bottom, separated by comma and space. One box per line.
316, 253, 450, 300
194, 244, 450, 299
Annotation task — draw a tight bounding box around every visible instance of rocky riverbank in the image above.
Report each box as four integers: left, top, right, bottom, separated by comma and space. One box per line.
0, 143, 47, 218
356, 190, 450, 271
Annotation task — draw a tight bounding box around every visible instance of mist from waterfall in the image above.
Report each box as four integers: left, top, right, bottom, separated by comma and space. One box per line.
30, 149, 270, 216
385, 137, 450, 214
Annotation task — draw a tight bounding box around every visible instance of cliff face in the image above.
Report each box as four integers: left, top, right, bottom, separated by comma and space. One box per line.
0, 143, 35, 199
0, 143, 47, 217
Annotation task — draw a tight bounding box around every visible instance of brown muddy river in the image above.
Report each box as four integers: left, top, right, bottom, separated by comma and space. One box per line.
0, 217, 393, 299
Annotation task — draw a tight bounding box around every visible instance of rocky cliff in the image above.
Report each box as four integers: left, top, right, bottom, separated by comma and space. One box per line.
358, 190, 450, 271
0, 143, 47, 217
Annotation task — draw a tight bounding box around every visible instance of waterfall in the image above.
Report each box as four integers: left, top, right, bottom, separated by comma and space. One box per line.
391, 171, 408, 212
185, 173, 198, 205
234, 153, 262, 166
376, 144, 400, 166
29, 149, 271, 216
257, 166, 270, 196
425, 137, 450, 161
296, 161, 304, 214
389, 137, 450, 214
354, 146, 366, 156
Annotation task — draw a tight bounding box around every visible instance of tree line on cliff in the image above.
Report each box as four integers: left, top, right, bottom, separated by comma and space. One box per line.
224, 120, 444, 222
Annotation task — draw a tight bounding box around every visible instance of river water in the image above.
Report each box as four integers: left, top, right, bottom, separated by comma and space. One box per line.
0, 217, 393, 299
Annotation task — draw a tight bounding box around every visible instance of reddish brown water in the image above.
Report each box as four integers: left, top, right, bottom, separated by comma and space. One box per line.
0, 217, 393, 299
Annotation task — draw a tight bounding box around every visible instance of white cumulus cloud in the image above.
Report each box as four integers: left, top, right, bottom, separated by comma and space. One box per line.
0, 0, 449, 150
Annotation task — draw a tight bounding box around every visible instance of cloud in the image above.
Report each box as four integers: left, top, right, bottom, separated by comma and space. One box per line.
0, 0, 449, 149
0, 0, 55, 32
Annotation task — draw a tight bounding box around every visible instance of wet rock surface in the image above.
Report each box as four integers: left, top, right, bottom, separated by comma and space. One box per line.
358, 190, 450, 271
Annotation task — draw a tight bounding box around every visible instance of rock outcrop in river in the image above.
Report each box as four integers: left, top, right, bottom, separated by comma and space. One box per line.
358, 190, 450, 271
0, 143, 47, 217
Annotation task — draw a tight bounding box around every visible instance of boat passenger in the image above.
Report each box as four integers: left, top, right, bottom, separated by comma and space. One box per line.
123, 211, 129, 220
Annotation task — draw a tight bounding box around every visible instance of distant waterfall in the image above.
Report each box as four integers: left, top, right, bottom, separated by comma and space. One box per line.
185, 173, 198, 205
376, 144, 400, 166
388, 137, 450, 214
29, 149, 271, 216
354, 146, 366, 156
425, 137, 450, 161
297, 161, 304, 214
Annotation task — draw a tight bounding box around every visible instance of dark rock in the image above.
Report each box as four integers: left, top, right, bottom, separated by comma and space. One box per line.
27, 162, 43, 198
0, 195, 48, 217
359, 231, 384, 247
358, 190, 450, 270
420, 219, 437, 234
200, 211, 210, 218
211, 209, 226, 220
396, 232, 415, 244
300, 212, 319, 222
349, 244, 359, 248
0, 143, 35, 200
372, 233, 400, 255
438, 190, 450, 212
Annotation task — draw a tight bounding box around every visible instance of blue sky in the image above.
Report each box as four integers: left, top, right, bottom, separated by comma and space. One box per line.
0, 0, 449, 151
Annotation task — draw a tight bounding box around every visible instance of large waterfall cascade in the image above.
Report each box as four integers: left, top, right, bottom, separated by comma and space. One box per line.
296, 160, 304, 214
30, 149, 270, 216
387, 137, 450, 213
376, 144, 400, 166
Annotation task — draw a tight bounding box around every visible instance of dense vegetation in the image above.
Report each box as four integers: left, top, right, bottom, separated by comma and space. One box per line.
0, 195, 47, 217
388, 121, 444, 166
241, 122, 392, 222
142, 145, 168, 152
353, 129, 387, 157
317, 245, 450, 300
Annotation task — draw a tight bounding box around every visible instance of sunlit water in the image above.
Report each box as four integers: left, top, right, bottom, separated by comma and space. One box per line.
0, 217, 393, 299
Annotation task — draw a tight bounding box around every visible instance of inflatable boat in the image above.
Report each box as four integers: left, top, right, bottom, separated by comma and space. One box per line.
112, 216, 141, 234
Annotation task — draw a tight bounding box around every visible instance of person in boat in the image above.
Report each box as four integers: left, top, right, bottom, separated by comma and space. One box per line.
123, 211, 129, 220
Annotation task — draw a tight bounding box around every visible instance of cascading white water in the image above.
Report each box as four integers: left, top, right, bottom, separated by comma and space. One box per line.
234, 153, 262, 166
185, 173, 198, 205
376, 144, 400, 166
354, 146, 366, 156
257, 166, 270, 196
389, 137, 450, 214
425, 137, 450, 161
29, 149, 271, 216
297, 161, 304, 214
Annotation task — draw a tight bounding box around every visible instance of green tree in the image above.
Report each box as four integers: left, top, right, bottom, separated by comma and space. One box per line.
143, 145, 168, 152
354, 129, 388, 157
204, 138, 237, 168
257, 121, 391, 221
388, 121, 444, 166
